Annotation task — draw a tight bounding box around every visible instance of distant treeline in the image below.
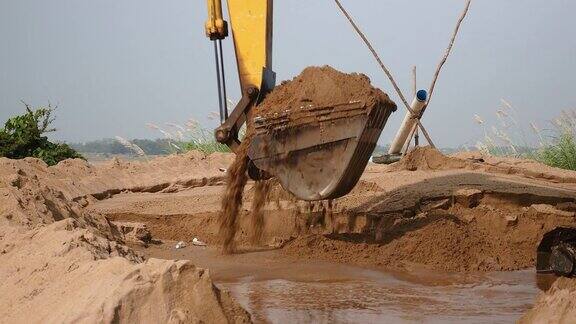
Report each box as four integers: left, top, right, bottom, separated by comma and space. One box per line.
71, 138, 539, 158
70, 138, 176, 155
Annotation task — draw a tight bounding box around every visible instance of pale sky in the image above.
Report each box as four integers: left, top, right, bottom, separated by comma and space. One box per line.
1, 0, 575, 147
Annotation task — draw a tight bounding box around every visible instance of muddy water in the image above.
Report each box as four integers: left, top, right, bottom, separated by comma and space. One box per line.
139, 244, 538, 323
220, 268, 536, 323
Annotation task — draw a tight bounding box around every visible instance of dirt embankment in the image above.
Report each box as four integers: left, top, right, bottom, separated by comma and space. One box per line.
0, 153, 250, 323
280, 148, 576, 271
100, 147, 576, 274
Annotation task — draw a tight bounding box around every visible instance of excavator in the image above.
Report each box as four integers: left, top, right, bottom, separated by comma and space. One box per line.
204, 0, 397, 201
205, 0, 576, 278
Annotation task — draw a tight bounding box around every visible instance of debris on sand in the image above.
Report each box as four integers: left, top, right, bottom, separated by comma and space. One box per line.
175, 241, 187, 249
193, 237, 207, 246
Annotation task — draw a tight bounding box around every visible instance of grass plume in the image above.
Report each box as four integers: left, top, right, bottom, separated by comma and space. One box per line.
473, 101, 576, 171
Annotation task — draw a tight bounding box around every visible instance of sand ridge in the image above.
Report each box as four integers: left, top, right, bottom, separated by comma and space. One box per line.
0, 153, 251, 323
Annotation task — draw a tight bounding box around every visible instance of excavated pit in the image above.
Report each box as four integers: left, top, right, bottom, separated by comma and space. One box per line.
100, 170, 576, 322
105, 182, 576, 273
93, 147, 576, 321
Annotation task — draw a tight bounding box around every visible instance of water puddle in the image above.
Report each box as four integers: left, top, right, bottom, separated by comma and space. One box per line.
219, 268, 538, 323
140, 244, 539, 323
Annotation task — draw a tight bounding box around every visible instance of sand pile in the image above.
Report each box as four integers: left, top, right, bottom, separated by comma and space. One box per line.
393, 146, 576, 186
0, 219, 249, 323
391, 146, 468, 171
282, 198, 576, 272
0, 151, 231, 224
254, 65, 394, 119
0, 154, 251, 323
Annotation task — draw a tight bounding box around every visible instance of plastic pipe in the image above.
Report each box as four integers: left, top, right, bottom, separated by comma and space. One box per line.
388, 90, 428, 154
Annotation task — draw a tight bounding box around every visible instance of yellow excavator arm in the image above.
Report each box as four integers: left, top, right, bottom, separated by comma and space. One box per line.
226, 0, 273, 91
205, 0, 274, 152
206, 0, 272, 91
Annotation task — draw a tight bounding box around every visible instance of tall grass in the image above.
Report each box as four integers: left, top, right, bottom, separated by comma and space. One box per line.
114, 136, 148, 158
473, 101, 576, 171
146, 118, 230, 154
536, 111, 576, 170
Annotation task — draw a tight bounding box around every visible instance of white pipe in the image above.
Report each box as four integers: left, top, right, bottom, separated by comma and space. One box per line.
388, 90, 428, 154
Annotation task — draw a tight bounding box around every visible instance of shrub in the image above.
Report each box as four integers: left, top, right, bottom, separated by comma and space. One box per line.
536, 113, 576, 171
537, 132, 576, 170
0, 104, 83, 165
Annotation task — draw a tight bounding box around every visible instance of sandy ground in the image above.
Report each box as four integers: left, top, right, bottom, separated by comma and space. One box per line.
96, 148, 576, 273
0, 152, 249, 323
1, 147, 576, 322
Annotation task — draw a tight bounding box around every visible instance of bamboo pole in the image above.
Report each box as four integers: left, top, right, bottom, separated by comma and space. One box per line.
333, 0, 434, 147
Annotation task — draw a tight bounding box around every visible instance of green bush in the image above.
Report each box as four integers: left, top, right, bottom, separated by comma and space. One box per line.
537, 130, 576, 171
0, 104, 83, 165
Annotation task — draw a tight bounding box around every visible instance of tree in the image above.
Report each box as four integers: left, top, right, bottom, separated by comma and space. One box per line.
0, 103, 83, 165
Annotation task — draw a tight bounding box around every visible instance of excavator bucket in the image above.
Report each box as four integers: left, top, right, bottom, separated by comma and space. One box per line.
248, 89, 396, 201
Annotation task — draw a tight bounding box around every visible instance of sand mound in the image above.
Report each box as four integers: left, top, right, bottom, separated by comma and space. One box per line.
283, 216, 487, 272
391, 146, 468, 171
520, 277, 576, 323
282, 189, 576, 272
453, 150, 576, 184
0, 154, 251, 323
255, 65, 394, 118
391, 147, 576, 186
0, 151, 230, 227
0, 219, 249, 323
